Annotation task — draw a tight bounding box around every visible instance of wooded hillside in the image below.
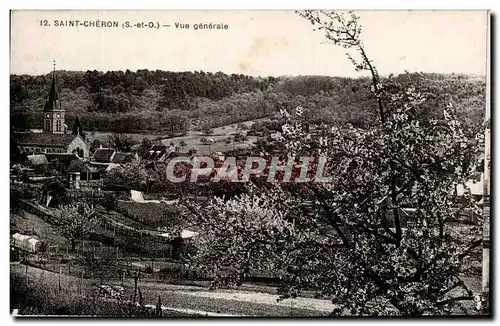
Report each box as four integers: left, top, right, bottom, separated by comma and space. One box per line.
10, 70, 485, 134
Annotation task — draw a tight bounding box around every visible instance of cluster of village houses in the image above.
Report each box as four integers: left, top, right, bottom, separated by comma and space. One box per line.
11, 137, 200, 189
10, 71, 207, 189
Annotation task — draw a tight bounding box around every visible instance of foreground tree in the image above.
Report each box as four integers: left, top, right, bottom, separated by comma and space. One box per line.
53, 203, 100, 251
183, 11, 485, 316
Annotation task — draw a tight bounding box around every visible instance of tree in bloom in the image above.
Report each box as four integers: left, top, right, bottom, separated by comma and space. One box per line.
181, 11, 485, 316
53, 203, 100, 251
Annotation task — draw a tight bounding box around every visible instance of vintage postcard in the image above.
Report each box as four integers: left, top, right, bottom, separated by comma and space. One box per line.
9, 10, 490, 317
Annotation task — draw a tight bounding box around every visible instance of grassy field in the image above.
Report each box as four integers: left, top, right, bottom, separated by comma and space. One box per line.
82, 118, 269, 155
158, 119, 268, 155
161, 132, 259, 155
86, 130, 161, 143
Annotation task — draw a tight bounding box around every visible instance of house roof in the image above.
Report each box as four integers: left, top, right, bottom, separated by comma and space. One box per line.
13, 132, 77, 148
87, 162, 110, 173
111, 152, 137, 164
27, 154, 48, 166
144, 145, 169, 160
93, 148, 116, 162
45, 153, 80, 164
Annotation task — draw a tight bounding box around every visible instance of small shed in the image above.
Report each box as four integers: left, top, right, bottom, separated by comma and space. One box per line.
68, 171, 81, 189
11, 233, 42, 253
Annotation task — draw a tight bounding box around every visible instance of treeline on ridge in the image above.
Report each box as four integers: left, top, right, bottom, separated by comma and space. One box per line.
10, 70, 485, 134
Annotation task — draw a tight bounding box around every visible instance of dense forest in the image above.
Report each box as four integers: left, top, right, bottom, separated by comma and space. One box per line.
10, 70, 486, 135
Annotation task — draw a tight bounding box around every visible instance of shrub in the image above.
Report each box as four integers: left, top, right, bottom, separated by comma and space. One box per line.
102, 192, 118, 211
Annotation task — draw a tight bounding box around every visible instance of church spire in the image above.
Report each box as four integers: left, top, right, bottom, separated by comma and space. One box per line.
44, 60, 60, 112
43, 62, 65, 134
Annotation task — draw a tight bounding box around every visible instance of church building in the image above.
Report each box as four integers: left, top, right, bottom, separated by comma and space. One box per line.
13, 68, 90, 159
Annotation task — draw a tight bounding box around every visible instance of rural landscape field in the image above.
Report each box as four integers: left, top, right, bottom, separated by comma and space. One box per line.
9, 10, 490, 317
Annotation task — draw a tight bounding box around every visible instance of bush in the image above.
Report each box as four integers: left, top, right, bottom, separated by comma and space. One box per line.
102, 192, 118, 211
237, 123, 248, 130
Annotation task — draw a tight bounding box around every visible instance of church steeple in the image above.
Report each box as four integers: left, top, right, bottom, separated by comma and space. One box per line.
43, 61, 65, 134
44, 60, 60, 112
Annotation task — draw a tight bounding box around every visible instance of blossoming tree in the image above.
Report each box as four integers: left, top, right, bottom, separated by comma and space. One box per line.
181, 11, 485, 316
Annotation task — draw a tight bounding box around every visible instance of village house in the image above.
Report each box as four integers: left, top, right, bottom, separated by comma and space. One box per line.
143, 144, 197, 164
143, 144, 171, 161
92, 148, 117, 163
91, 145, 139, 164
110, 151, 139, 164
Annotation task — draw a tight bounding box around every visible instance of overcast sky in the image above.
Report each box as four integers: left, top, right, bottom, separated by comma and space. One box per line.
10, 10, 488, 77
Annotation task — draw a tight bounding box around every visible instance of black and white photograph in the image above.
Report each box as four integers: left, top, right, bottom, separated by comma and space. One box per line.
8, 9, 491, 317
